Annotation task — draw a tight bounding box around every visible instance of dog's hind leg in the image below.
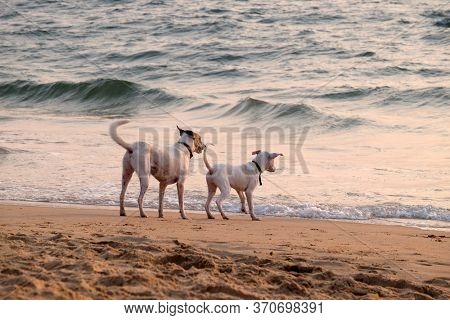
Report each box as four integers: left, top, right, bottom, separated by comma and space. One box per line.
120, 158, 134, 216
158, 182, 167, 218
215, 185, 230, 220
138, 175, 149, 218
237, 190, 248, 214
205, 179, 217, 219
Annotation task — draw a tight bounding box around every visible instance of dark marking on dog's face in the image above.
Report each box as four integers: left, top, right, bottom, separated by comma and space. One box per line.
253, 151, 283, 172
177, 125, 205, 153
266, 158, 276, 172
177, 125, 193, 137
267, 152, 283, 172
192, 132, 205, 153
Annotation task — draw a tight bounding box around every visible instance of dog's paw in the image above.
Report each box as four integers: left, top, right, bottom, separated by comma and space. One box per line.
251, 217, 261, 221
222, 215, 230, 220
207, 215, 215, 219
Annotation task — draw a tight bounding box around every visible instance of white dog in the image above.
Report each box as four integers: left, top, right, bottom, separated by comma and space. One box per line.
110, 120, 205, 219
203, 147, 283, 221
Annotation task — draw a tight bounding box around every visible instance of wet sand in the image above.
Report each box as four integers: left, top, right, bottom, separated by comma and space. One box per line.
0, 203, 449, 299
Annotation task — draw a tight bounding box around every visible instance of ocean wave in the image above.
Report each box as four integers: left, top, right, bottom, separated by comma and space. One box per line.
0, 147, 12, 155
208, 53, 245, 62
259, 202, 450, 222
376, 66, 449, 77
316, 86, 450, 109
0, 79, 183, 115
0, 79, 138, 102
105, 50, 164, 62
423, 9, 450, 28
294, 13, 346, 24
4, 187, 448, 224
220, 97, 368, 130
221, 97, 317, 120
377, 87, 450, 108
377, 66, 410, 76
0, 146, 30, 155
133, 200, 447, 223
204, 8, 231, 15
0, 115, 14, 122
435, 18, 450, 28
318, 87, 387, 100
423, 9, 450, 18
185, 198, 450, 222
204, 68, 246, 78
159, 19, 237, 36
0, 10, 18, 20
418, 68, 449, 77
354, 51, 376, 57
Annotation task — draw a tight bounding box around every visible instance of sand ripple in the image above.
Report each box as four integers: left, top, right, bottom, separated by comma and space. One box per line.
1, 230, 448, 300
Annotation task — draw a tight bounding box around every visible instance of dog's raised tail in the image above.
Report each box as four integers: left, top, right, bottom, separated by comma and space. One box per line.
109, 120, 132, 153
203, 143, 214, 173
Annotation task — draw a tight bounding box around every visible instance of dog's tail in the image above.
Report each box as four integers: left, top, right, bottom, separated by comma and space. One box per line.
203, 143, 214, 173
109, 120, 133, 153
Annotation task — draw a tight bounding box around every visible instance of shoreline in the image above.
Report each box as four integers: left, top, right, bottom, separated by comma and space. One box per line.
0, 203, 449, 299
1, 200, 449, 232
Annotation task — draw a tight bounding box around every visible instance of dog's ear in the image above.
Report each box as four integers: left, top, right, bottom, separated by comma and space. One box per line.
177, 125, 194, 137
270, 153, 283, 159
251, 150, 261, 155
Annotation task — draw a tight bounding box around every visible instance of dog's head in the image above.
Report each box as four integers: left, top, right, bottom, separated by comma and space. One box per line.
252, 150, 283, 172
177, 126, 205, 153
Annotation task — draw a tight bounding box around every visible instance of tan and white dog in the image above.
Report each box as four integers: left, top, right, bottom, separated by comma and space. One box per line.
110, 120, 205, 219
203, 147, 283, 221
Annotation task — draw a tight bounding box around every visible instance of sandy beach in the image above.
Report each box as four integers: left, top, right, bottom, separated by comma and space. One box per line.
0, 203, 448, 300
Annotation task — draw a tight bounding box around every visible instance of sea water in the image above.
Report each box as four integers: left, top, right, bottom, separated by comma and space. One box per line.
0, 0, 449, 229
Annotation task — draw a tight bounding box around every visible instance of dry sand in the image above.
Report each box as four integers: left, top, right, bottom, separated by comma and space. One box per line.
0, 203, 449, 300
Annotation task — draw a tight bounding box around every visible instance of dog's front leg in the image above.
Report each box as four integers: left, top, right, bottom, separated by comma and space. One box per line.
237, 190, 248, 214
176, 181, 188, 219
158, 182, 168, 218
245, 190, 260, 221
